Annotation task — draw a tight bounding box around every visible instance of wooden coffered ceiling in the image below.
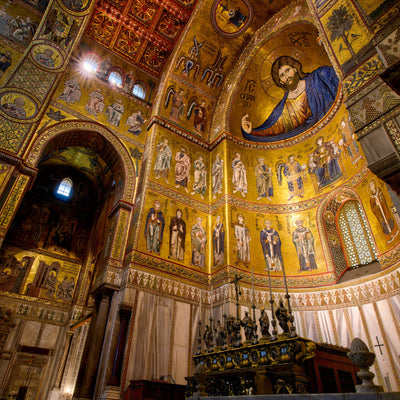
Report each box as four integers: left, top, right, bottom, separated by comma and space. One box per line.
86, 0, 197, 76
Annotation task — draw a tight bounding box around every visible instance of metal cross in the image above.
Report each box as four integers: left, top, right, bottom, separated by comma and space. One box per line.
374, 336, 385, 355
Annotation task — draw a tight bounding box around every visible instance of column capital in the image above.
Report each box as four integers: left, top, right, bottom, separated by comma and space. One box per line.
92, 285, 115, 303
108, 200, 134, 218
119, 304, 133, 319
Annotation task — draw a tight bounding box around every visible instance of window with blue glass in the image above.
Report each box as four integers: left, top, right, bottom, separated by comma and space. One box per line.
108, 70, 123, 87
132, 83, 145, 99
57, 178, 73, 198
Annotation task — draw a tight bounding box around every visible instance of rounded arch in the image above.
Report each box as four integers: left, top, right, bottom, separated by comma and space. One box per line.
209, 5, 340, 143
317, 187, 377, 281
25, 120, 136, 203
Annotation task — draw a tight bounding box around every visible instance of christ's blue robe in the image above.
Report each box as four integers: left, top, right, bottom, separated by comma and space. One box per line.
242, 66, 339, 142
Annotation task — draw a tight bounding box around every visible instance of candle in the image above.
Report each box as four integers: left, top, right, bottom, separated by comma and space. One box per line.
210, 284, 213, 319
251, 268, 255, 305
199, 289, 202, 321
223, 280, 226, 318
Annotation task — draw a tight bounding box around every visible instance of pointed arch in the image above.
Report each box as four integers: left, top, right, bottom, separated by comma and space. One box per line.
24, 120, 136, 203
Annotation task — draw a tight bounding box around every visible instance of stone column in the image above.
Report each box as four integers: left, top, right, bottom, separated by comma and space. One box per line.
0, 163, 34, 248
74, 288, 113, 400
109, 306, 132, 386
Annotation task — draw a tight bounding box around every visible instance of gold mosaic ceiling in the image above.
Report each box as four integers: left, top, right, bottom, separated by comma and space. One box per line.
86, 0, 197, 76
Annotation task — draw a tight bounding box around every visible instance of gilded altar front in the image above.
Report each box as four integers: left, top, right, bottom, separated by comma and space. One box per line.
186, 335, 317, 396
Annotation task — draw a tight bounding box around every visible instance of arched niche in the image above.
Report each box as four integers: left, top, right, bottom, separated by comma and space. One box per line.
0, 120, 136, 303
317, 188, 379, 282
210, 2, 341, 143
25, 120, 136, 203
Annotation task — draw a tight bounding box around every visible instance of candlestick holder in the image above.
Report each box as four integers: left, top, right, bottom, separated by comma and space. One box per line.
266, 267, 277, 341
196, 320, 202, 354
281, 264, 296, 337
251, 303, 259, 344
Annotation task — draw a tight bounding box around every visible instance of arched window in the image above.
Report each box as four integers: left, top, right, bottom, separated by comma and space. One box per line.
338, 201, 377, 268
132, 83, 146, 99
108, 70, 123, 87
57, 178, 73, 198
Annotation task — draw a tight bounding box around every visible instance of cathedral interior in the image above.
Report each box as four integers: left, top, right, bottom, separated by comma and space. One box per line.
0, 0, 400, 398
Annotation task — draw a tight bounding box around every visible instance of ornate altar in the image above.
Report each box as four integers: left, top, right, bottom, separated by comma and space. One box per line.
124, 380, 185, 400
186, 272, 357, 397
186, 334, 316, 396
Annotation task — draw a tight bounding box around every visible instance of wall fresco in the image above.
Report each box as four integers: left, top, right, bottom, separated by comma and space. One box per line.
0, 0, 41, 47
139, 190, 210, 272
0, 247, 81, 303
53, 65, 151, 142
163, 79, 215, 141
134, 81, 400, 285
320, 0, 373, 66
210, 0, 253, 39
0, 91, 38, 120
230, 23, 336, 143
0, 43, 22, 85
354, 0, 397, 22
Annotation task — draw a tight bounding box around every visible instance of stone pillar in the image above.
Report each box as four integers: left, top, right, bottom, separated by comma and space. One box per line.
83, 201, 133, 299
109, 305, 132, 386
74, 288, 113, 400
0, 163, 34, 248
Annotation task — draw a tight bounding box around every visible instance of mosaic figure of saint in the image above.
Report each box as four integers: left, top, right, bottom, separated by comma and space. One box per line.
144, 200, 165, 253
260, 220, 283, 271
234, 214, 251, 264
123, 70, 135, 94
170, 89, 185, 121
255, 158, 273, 200
292, 219, 317, 272
368, 179, 399, 243
212, 215, 224, 267
193, 100, 207, 134
1, 97, 26, 119
191, 217, 206, 268
212, 153, 224, 199
277, 155, 305, 201
241, 56, 339, 142
0, 51, 12, 77
175, 147, 191, 192
308, 137, 342, 188
339, 117, 362, 165
96, 57, 112, 80
105, 99, 125, 127
56, 276, 75, 301
154, 138, 172, 183
191, 155, 207, 199
232, 152, 247, 197
126, 110, 145, 135
169, 209, 186, 261
44, 268, 58, 298
35, 48, 55, 68
59, 77, 81, 104
85, 88, 104, 117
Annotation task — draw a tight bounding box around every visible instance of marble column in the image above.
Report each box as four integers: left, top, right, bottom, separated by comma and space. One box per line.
74, 288, 113, 400
109, 306, 132, 386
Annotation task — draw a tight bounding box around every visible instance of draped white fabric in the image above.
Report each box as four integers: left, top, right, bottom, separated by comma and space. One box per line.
123, 289, 400, 391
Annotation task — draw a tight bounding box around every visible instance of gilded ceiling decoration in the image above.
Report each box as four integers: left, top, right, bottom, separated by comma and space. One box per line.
86, 0, 197, 76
